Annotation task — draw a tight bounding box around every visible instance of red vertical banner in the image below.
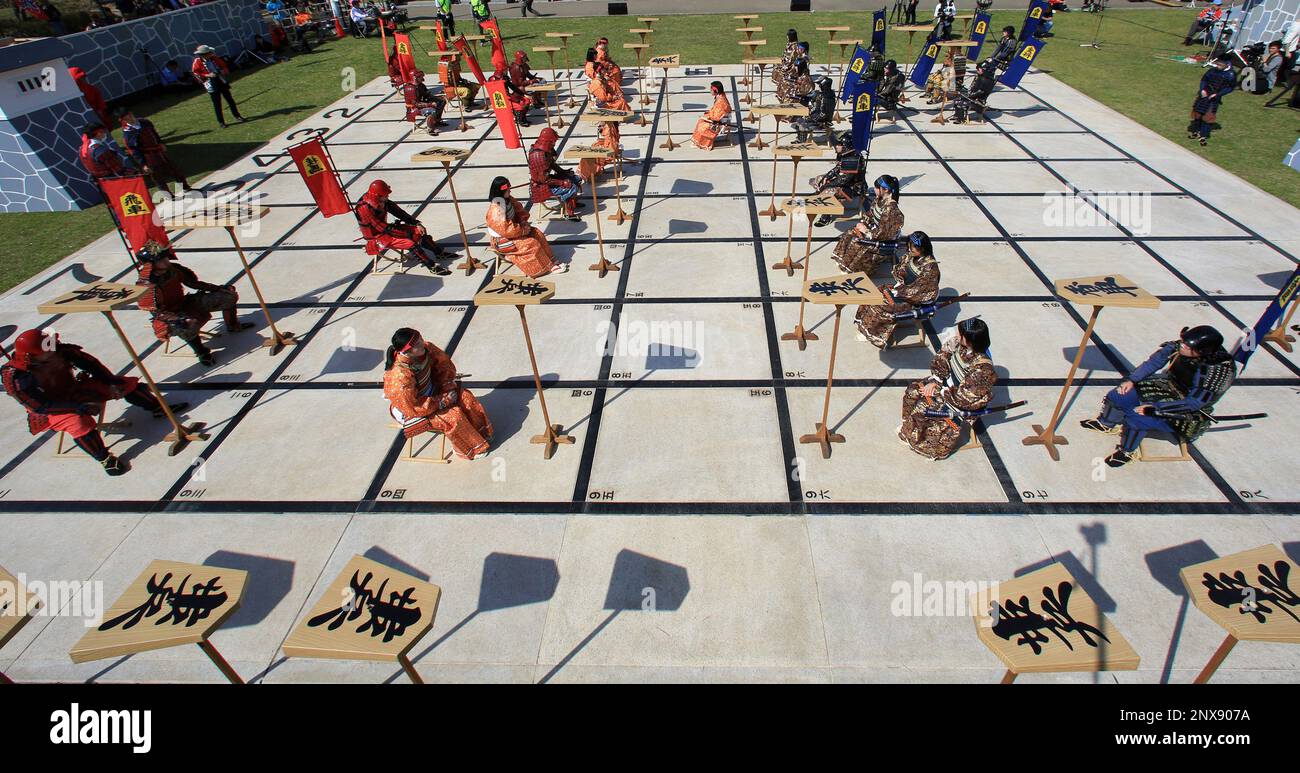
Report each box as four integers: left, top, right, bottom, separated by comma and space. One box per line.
287, 137, 352, 217
393, 33, 417, 80
481, 18, 507, 72
453, 35, 487, 84
483, 80, 521, 149
433, 20, 447, 51
379, 13, 390, 61
100, 176, 171, 253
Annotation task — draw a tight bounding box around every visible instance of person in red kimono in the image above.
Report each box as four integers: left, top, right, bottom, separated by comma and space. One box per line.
355, 179, 457, 275
383, 328, 493, 460
69, 66, 111, 126
485, 175, 565, 276
134, 242, 252, 366
1, 329, 188, 476
528, 127, 582, 220
691, 81, 732, 150
79, 122, 137, 180
118, 109, 193, 191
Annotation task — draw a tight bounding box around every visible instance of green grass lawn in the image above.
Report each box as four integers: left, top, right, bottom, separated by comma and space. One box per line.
1, 9, 1295, 292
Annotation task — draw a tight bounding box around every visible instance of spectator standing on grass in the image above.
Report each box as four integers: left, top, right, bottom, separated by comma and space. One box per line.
1262, 40, 1283, 90
1187, 54, 1234, 147
192, 45, 246, 128
434, 0, 454, 36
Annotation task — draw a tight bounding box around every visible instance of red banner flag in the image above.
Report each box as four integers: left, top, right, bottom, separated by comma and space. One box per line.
452, 35, 487, 84
483, 79, 521, 150
481, 18, 507, 72
393, 33, 417, 81
100, 176, 170, 254
433, 20, 447, 51
288, 137, 351, 217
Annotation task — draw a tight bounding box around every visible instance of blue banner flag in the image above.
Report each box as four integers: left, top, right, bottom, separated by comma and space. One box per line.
908, 33, 941, 89
1020, 0, 1049, 41
998, 37, 1048, 89
871, 9, 887, 53
851, 79, 879, 156
966, 12, 992, 60
841, 45, 871, 103
1235, 267, 1300, 369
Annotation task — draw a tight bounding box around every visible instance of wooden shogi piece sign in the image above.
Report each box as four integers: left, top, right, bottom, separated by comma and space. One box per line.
70, 560, 248, 683
1180, 544, 1300, 684
0, 564, 40, 684
623, 42, 652, 110
1022, 275, 1159, 461
159, 205, 297, 356
409, 145, 485, 274
563, 144, 619, 277
545, 32, 579, 107
474, 276, 574, 459
781, 195, 846, 350
580, 109, 635, 222
752, 103, 810, 195
975, 562, 1140, 683
769, 141, 828, 262
283, 555, 441, 684
38, 283, 208, 457
798, 273, 886, 458
649, 53, 679, 109
527, 81, 563, 129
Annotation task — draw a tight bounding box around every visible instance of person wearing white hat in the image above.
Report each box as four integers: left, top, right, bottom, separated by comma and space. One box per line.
191, 44, 246, 127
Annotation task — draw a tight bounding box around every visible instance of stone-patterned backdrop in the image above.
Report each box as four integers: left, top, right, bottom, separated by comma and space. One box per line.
1237, 0, 1299, 47
0, 100, 100, 211
1286, 137, 1300, 173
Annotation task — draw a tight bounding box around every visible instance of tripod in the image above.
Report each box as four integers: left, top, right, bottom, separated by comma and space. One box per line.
890, 0, 905, 24
1080, 5, 1106, 49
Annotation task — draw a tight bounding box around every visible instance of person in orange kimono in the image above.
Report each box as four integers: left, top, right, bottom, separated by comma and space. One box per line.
383, 328, 493, 460
586, 47, 629, 110
691, 81, 732, 150
579, 119, 619, 180
485, 176, 567, 276
595, 38, 623, 87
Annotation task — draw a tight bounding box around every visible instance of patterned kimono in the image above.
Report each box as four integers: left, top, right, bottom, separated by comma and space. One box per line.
486, 197, 558, 277
384, 344, 493, 460
855, 251, 940, 347
586, 61, 629, 111
899, 337, 996, 460
597, 49, 623, 89
832, 195, 904, 275
777, 57, 812, 103
579, 120, 618, 179
691, 93, 732, 150
773, 41, 799, 95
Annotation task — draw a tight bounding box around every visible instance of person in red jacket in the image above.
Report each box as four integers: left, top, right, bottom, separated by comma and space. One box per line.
69, 66, 111, 126
134, 242, 252, 366
191, 45, 246, 127
118, 109, 193, 191
79, 122, 137, 180
355, 179, 457, 275
1, 329, 187, 476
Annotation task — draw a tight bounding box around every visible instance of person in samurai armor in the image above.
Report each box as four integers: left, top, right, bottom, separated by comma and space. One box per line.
440, 56, 481, 110
79, 122, 138, 180
691, 80, 733, 151
899, 317, 996, 460
1080, 325, 1237, 468
792, 75, 836, 143
118, 109, 193, 192
954, 58, 998, 123
135, 242, 252, 366
491, 63, 533, 126
990, 26, 1018, 70
810, 131, 870, 226
402, 70, 448, 136
833, 174, 905, 272
855, 230, 940, 347
529, 127, 583, 221
774, 28, 800, 95
485, 176, 566, 276
778, 42, 814, 103
355, 179, 457, 275
509, 50, 546, 110
2, 329, 188, 476
876, 60, 909, 116
383, 327, 493, 460
1188, 54, 1235, 146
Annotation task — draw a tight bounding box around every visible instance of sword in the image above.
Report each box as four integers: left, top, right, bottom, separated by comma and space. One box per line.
1151, 409, 1268, 424
893, 292, 970, 321
923, 400, 1027, 420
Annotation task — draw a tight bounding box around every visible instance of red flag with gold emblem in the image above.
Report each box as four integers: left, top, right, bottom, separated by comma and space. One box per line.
393, 33, 417, 81
483, 79, 521, 149
480, 18, 507, 73
100, 175, 170, 252
452, 34, 487, 84
433, 19, 447, 51
287, 137, 351, 217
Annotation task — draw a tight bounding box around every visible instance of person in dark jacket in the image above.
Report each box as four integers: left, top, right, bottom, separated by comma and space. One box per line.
1188, 55, 1235, 146
118, 109, 193, 191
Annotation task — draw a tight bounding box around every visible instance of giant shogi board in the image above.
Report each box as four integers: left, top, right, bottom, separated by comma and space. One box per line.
0, 64, 1296, 516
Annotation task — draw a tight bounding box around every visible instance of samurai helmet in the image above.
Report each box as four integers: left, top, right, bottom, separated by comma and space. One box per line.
10, 328, 57, 370
535, 126, 559, 150
832, 130, 853, 149
1180, 325, 1225, 356
134, 240, 173, 266
367, 179, 392, 199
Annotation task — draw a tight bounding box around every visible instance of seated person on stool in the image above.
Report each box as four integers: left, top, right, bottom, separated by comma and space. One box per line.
877, 60, 910, 115
900, 318, 996, 460
596, 37, 623, 87
118, 108, 194, 192
691, 80, 732, 151
811, 131, 871, 226
990, 27, 1017, 71
792, 75, 836, 143
440, 57, 481, 109
528, 127, 583, 221
855, 230, 941, 348
1, 329, 188, 476
586, 48, 630, 111
490, 64, 533, 126
355, 179, 458, 276
135, 242, 253, 366
954, 58, 997, 124
485, 176, 567, 277
581, 119, 622, 181
832, 174, 904, 271
403, 70, 448, 136
509, 51, 546, 110
1081, 325, 1237, 468
383, 328, 493, 460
